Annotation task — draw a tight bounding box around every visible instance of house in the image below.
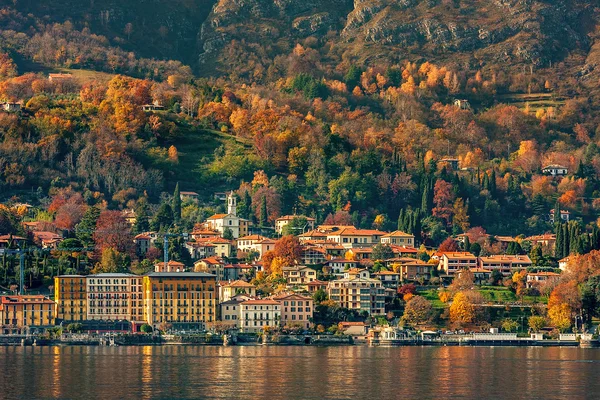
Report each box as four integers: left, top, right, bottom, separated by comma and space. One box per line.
438, 252, 478, 275
0, 235, 27, 250
185, 242, 216, 260
190, 229, 220, 240
207, 238, 235, 258
239, 299, 280, 333
237, 234, 270, 254
219, 280, 256, 302
301, 245, 326, 265
454, 99, 471, 110
219, 294, 256, 327
316, 225, 356, 234
2, 102, 21, 112
558, 257, 570, 271
31, 231, 63, 249
122, 209, 136, 225
380, 231, 415, 247
0, 295, 55, 334
326, 228, 387, 249
525, 234, 556, 250
272, 293, 313, 330
467, 268, 492, 284
275, 215, 316, 235
327, 269, 385, 315
203, 192, 252, 239
478, 255, 532, 276
154, 260, 186, 273
389, 245, 419, 257
142, 100, 166, 112
549, 209, 570, 222
438, 158, 459, 171
305, 280, 328, 293
298, 230, 328, 243
373, 271, 401, 290
339, 321, 369, 336
387, 258, 433, 282
324, 258, 358, 276
282, 266, 317, 286
134, 233, 152, 255
526, 272, 560, 288
48, 73, 73, 82
180, 191, 200, 203
542, 164, 568, 176
223, 263, 255, 281
194, 257, 226, 282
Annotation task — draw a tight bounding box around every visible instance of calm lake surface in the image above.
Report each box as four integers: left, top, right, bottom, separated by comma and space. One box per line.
0, 345, 599, 399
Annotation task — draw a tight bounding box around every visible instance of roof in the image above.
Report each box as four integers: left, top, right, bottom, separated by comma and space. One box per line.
276, 215, 316, 222
207, 213, 229, 220
542, 164, 568, 169
135, 234, 151, 240
306, 280, 328, 286
326, 258, 357, 263
298, 230, 327, 237
56, 274, 86, 278
525, 234, 556, 241
390, 245, 418, 253
479, 255, 532, 263
92, 273, 137, 277
155, 260, 185, 267
180, 191, 199, 196
528, 272, 560, 277
382, 230, 414, 238
469, 268, 492, 273
196, 257, 224, 265
238, 234, 268, 241
374, 271, 400, 275
339, 321, 366, 327
241, 299, 280, 305
441, 252, 477, 259
1, 295, 54, 305
222, 280, 255, 288
146, 272, 216, 278
272, 293, 312, 301
329, 228, 387, 236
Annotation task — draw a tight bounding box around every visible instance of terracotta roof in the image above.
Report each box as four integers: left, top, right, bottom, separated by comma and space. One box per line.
238, 234, 268, 241
525, 234, 556, 241
382, 230, 414, 238
330, 228, 388, 236
135, 234, 151, 240
207, 214, 229, 220
241, 299, 280, 305
299, 230, 327, 237
155, 260, 185, 267
441, 252, 477, 259
180, 191, 199, 196
276, 215, 316, 222
390, 245, 418, 253
374, 271, 400, 275
272, 293, 312, 300
542, 164, 568, 169
469, 267, 492, 273
528, 272, 560, 277
326, 258, 357, 263
479, 255, 532, 263
223, 280, 255, 288
1, 295, 54, 305
306, 280, 328, 286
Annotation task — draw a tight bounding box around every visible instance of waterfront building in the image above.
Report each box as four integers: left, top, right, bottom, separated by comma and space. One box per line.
54, 275, 87, 323
219, 280, 256, 302
142, 272, 217, 331
272, 293, 313, 330
0, 295, 55, 334
239, 299, 280, 333
327, 269, 385, 315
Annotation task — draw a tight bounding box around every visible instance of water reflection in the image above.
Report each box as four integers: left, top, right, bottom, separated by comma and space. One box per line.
1, 346, 600, 399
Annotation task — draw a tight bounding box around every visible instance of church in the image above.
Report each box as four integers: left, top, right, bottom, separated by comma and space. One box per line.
203, 192, 252, 239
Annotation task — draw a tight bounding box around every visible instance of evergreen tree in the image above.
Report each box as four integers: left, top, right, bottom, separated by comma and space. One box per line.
134, 198, 150, 234
238, 191, 252, 220
151, 203, 173, 232
506, 241, 523, 255
172, 183, 182, 223
397, 209, 405, 231
554, 222, 564, 259
489, 169, 497, 195
76, 206, 101, 248
259, 196, 268, 227
553, 199, 561, 225
463, 236, 471, 252
563, 222, 570, 257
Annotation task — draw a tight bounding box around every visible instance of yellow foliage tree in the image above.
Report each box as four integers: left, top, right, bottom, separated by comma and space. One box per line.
449, 292, 475, 324
548, 303, 571, 332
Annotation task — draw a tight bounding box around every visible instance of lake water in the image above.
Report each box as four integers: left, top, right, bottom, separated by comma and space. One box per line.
0, 345, 599, 399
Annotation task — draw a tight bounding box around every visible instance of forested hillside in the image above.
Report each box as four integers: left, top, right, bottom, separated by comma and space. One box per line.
1, 0, 600, 243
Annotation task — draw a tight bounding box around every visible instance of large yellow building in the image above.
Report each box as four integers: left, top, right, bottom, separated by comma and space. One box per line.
143, 272, 217, 330
0, 295, 55, 334
54, 275, 87, 323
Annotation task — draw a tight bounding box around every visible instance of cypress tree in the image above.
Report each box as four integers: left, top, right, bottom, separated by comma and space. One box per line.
563, 222, 570, 257
553, 199, 561, 225
463, 236, 471, 252
397, 209, 405, 231
489, 169, 497, 195
259, 196, 268, 227
554, 222, 563, 259
172, 183, 182, 222
421, 180, 431, 214
134, 198, 150, 234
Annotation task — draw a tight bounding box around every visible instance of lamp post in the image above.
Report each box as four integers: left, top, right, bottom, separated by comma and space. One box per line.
162, 232, 189, 270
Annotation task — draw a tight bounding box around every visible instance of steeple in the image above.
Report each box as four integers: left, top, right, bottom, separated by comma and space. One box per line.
227, 191, 237, 216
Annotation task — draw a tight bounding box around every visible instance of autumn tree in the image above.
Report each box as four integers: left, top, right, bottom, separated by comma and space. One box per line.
401, 296, 433, 326
432, 179, 454, 226
449, 292, 475, 325
93, 210, 134, 257
528, 316, 547, 332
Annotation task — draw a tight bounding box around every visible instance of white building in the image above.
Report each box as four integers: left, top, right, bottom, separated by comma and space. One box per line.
240, 299, 281, 333
542, 164, 568, 176
203, 192, 251, 239
86, 273, 142, 322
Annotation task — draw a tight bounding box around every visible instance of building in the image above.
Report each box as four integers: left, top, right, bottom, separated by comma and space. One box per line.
204, 192, 251, 239
275, 215, 316, 235
525, 234, 556, 251
54, 275, 87, 323
155, 260, 186, 273
194, 257, 226, 282
438, 158, 459, 171
301, 246, 327, 265
305, 280, 328, 293
179, 191, 199, 203
327, 269, 385, 315
239, 299, 280, 333
219, 280, 256, 302
380, 231, 415, 247
0, 295, 55, 334
542, 164, 568, 176
298, 230, 328, 243
526, 272, 560, 288
142, 272, 217, 331
86, 273, 139, 322
558, 256, 570, 271
48, 73, 73, 82
549, 209, 570, 222
273, 294, 313, 330
185, 241, 216, 260
2, 102, 21, 112
372, 271, 400, 290
324, 259, 358, 276
438, 252, 478, 275
478, 255, 532, 276
223, 263, 255, 281
141, 100, 165, 112
326, 228, 387, 249
236, 235, 269, 253
454, 99, 471, 110
282, 266, 317, 286
134, 233, 152, 255
387, 258, 433, 282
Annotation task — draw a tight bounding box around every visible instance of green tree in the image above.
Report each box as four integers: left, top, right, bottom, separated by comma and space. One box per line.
222, 227, 234, 240
76, 206, 100, 248
372, 244, 394, 261
401, 296, 433, 326
506, 241, 523, 255
151, 203, 173, 231
133, 198, 150, 234
528, 316, 547, 332
140, 324, 153, 333
501, 319, 519, 332
172, 183, 182, 223
312, 289, 328, 304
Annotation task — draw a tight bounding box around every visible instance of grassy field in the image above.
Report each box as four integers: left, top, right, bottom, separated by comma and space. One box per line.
55, 68, 115, 84
497, 92, 567, 114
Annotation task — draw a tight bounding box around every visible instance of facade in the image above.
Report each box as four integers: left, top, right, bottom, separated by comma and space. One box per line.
0, 295, 55, 334
549, 209, 570, 222
219, 299, 243, 326
239, 299, 280, 333
273, 294, 313, 330
155, 260, 186, 273
219, 280, 256, 302
327, 269, 385, 315
301, 246, 327, 265
194, 257, 226, 282
54, 275, 87, 323
179, 191, 199, 203
203, 192, 251, 238
478, 255, 532, 276
326, 228, 387, 249
282, 266, 317, 286
275, 215, 316, 235
86, 273, 139, 322
438, 252, 478, 275
236, 235, 269, 253
185, 241, 216, 260
142, 272, 217, 330
372, 271, 401, 289
542, 164, 568, 176
324, 259, 358, 276
526, 272, 560, 288
380, 231, 415, 247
